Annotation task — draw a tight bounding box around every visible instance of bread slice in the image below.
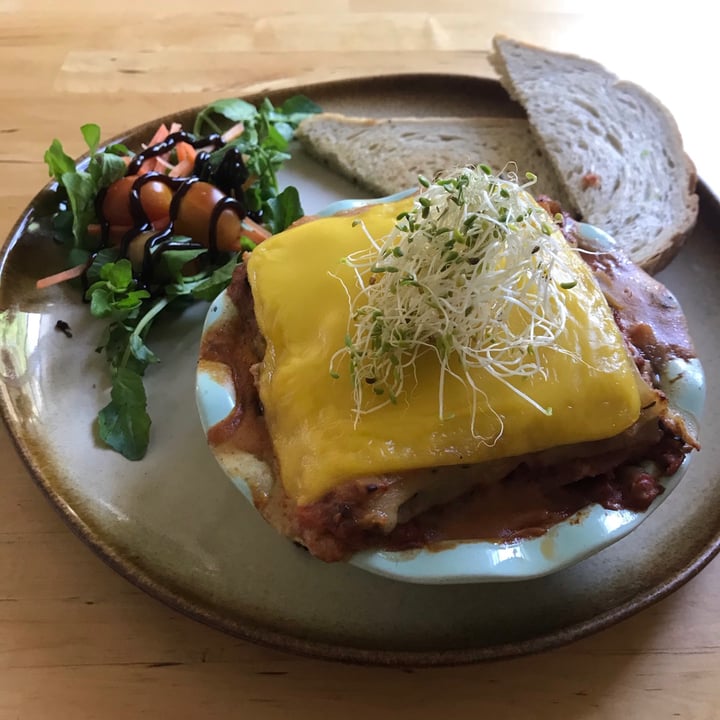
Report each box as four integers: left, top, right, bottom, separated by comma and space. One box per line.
490, 35, 699, 273
294, 113, 571, 205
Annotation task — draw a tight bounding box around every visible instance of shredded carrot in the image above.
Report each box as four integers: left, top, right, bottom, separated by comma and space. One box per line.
138, 123, 171, 174
36, 261, 90, 290
176, 140, 197, 166
221, 122, 245, 144
153, 155, 175, 172
146, 122, 170, 147
176, 142, 188, 164
169, 158, 194, 178
240, 217, 272, 242
137, 157, 156, 175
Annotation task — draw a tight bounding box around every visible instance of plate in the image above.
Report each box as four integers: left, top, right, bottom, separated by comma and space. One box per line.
1, 74, 719, 665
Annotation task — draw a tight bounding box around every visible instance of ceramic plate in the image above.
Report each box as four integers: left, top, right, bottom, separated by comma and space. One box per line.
1, 75, 719, 665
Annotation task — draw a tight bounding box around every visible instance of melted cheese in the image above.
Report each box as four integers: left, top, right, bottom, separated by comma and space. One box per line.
247, 199, 642, 505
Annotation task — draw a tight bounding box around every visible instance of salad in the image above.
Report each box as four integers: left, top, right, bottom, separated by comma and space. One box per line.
40, 95, 321, 460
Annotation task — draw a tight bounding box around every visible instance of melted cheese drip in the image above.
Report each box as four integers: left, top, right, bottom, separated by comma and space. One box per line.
247, 199, 642, 505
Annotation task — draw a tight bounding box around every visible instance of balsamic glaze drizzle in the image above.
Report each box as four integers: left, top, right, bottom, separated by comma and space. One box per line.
91, 130, 252, 291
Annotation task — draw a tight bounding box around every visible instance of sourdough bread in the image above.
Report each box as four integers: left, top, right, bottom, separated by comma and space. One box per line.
490, 35, 699, 273
294, 113, 570, 205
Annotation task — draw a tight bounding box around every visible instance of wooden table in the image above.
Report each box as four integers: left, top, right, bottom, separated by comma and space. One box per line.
1, 2, 718, 717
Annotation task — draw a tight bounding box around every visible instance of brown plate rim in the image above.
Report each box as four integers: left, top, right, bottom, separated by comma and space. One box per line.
1, 72, 719, 667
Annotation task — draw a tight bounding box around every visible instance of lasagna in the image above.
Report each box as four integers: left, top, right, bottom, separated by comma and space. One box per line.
200, 169, 699, 562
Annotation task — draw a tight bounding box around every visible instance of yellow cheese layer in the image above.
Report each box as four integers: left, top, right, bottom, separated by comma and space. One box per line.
246, 199, 642, 505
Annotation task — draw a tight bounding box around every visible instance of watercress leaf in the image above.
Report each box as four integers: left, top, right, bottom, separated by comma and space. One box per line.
44, 139, 77, 184
98, 322, 133, 369
81, 123, 101, 156
97, 366, 151, 460
51, 209, 75, 243
274, 121, 295, 144
153, 245, 207, 283
112, 289, 151, 311
100, 258, 134, 292
261, 122, 291, 151
88, 152, 127, 187
61, 170, 97, 248
163, 282, 191, 300
258, 97, 275, 116
86, 247, 121, 285
264, 185, 303, 234
89, 287, 113, 318
193, 98, 258, 136
105, 142, 133, 156
277, 94, 322, 124
129, 333, 159, 365
67, 247, 91, 269
191, 254, 242, 301
242, 183, 263, 215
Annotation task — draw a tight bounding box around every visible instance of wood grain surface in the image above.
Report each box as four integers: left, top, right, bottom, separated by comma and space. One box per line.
1, 2, 718, 718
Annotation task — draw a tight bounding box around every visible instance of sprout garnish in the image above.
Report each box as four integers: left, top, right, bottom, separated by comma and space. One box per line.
330, 165, 578, 440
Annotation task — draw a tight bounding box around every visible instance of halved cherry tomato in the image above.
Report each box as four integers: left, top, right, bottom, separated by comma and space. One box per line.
174, 182, 244, 252
125, 230, 154, 272
124, 230, 202, 279
102, 175, 174, 226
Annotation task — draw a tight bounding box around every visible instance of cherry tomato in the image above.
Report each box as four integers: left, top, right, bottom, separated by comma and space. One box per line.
173, 181, 243, 252
102, 175, 173, 226
125, 230, 154, 272
125, 230, 201, 279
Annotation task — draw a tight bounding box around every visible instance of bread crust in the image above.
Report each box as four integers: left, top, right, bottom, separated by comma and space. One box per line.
489, 35, 699, 274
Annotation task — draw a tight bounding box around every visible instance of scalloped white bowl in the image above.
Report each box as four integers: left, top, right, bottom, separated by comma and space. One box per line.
195, 212, 705, 585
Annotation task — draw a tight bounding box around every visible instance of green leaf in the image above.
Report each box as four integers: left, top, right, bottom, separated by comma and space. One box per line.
277, 94, 322, 124
97, 322, 134, 370
86, 247, 121, 285
97, 366, 151, 460
89, 287, 113, 318
100, 258, 134, 292
67, 246, 91, 269
51, 209, 75, 243
264, 185, 303, 234
209, 98, 258, 123
81, 123, 101, 156
153, 245, 207, 283
88, 152, 127, 187
104, 142, 133, 156
61, 170, 98, 248
129, 333, 159, 365
112, 290, 151, 311
193, 98, 258, 136
44, 125, 134, 249
87, 259, 149, 321
44, 139, 76, 183
191, 254, 241, 301
264, 121, 291, 151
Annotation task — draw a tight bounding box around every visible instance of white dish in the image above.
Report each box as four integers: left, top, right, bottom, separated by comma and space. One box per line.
195, 212, 706, 584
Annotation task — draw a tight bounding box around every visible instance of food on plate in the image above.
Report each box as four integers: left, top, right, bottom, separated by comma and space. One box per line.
295, 36, 699, 274
38, 95, 321, 459
199, 166, 700, 562
294, 114, 567, 202
489, 36, 699, 274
